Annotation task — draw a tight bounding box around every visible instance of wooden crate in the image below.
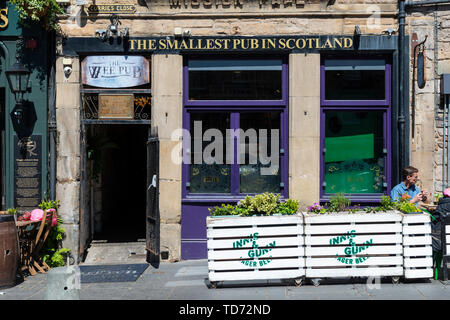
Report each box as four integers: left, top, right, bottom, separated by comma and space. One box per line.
303, 211, 404, 279
207, 215, 305, 284
402, 213, 433, 279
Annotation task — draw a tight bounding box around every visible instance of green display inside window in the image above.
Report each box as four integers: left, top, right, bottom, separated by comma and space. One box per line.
324, 111, 384, 194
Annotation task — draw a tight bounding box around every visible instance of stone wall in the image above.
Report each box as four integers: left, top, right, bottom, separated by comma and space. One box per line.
406, 6, 450, 197
55, 54, 81, 262
56, 0, 401, 262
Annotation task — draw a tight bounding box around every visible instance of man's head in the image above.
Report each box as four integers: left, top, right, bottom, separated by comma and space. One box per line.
402, 166, 419, 186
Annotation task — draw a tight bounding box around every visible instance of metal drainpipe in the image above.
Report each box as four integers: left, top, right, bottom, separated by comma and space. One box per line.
48, 32, 56, 201
398, 0, 406, 171
445, 95, 449, 189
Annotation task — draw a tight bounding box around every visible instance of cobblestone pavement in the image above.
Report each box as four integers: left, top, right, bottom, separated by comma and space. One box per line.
0, 259, 448, 300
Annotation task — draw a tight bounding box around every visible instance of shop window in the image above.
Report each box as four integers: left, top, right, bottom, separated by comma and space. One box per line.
239, 112, 281, 194
323, 110, 385, 194
188, 59, 283, 101
320, 57, 391, 201
324, 59, 386, 101
187, 111, 284, 195
184, 57, 288, 197
189, 113, 231, 194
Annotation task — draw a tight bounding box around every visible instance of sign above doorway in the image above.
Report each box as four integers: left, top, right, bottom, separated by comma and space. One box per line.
81, 56, 150, 88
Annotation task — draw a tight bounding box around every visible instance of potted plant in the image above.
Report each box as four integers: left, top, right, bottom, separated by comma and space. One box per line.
10, 0, 64, 31
303, 194, 403, 285
206, 193, 305, 287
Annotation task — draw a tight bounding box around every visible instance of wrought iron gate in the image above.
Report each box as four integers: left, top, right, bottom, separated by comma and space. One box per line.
146, 134, 159, 267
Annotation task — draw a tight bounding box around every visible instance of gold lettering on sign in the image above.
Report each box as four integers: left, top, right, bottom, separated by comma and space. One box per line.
0, 8, 8, 29
129, 36, 354, 51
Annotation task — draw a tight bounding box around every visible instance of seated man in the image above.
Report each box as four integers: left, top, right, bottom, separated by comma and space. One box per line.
390, 166, 427, 204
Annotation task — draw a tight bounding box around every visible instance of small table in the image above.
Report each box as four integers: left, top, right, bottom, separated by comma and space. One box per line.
419, 202, 437, 212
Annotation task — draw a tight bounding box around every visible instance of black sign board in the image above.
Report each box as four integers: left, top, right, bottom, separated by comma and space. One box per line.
14, 135, 42, 212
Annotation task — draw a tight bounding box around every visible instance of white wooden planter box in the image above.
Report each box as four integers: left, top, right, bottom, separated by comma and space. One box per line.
303, 211, 404, 281
401, 213, 433, 279
207, 214, 305, 285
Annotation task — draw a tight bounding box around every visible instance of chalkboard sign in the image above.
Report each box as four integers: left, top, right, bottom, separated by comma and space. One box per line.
14, 135, 42, 212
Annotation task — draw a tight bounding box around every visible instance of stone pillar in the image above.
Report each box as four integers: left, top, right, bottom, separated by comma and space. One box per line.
151, 54, 183, 261
55, 55, 81, 263
289, 53, 321, 208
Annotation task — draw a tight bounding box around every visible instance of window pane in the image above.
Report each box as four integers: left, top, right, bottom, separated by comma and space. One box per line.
324, 59, 385, 100
239, 112, 281, 194
324, 111, 385, 194
190, 113, 231, 193
189, 59, 282, 100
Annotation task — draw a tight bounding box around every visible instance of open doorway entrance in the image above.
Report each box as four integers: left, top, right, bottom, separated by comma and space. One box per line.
86, 124, 148, 243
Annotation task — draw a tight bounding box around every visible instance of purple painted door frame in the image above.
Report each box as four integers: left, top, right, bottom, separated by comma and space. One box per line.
319, 56, 392, 203
181, 56, 289, 260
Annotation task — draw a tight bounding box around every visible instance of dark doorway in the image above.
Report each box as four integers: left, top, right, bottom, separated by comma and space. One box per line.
88, 124, 148, 242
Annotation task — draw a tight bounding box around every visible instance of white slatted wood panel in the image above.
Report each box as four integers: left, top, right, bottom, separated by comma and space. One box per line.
208, 247, 304, 260
209, 269, 304, 282
404, 268, 433, 279
303, 212, 403, 279
209, 258, 305, 271
305, 223, 402, 235
303, 212, 401, 224
306, 267, 403, 278
208, 236, 303, 249
207, 215, 302, 227
207, 215, 305, 283
305, 234, 402, 245
401, 213, 433, 279
306, 256, 402, 267
208, 225, 302, 238
305, 245, 402, 257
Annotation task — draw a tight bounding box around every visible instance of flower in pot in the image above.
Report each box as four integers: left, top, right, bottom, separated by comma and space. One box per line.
10, 0, 64, 31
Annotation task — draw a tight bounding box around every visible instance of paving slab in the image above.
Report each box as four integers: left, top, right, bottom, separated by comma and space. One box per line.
0, 259, 449, 300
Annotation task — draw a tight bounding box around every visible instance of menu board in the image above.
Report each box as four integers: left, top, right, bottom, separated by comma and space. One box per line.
14, 135, 42, 212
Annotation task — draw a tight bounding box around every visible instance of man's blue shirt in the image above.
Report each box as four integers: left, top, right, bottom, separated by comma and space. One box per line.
390, 182, 420, 202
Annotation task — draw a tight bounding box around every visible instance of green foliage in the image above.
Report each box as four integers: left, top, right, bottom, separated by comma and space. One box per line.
275, 199, 299, 215
10, 0, 64, 31
208, 204, 239, 216
395, 196, 421, 213
240, 193, 280, 215
38, 198, 60, 211
37, 198, 71, 268
327, 193, 351, 212
209, 193, 298, 217
7, 208, 18, 215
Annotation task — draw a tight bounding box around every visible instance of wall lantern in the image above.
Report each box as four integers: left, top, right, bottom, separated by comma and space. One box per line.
6, 53, 35, 141
5, 59, 31, 103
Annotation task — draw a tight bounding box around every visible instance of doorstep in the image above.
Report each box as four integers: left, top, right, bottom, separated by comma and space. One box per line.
81, 241, 147, 265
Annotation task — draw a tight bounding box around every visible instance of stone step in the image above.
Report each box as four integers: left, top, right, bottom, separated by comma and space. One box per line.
82, 242, 147, 265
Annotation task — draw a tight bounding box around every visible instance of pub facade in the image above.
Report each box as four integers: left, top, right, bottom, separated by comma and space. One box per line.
54, 0, 441, 262
0, 2, 52, 217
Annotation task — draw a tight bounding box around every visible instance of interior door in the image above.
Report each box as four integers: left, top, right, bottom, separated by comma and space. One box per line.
146, 132, 159, 267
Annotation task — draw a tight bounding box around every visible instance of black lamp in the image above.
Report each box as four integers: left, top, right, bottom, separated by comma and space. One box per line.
5, 59, 31, 103
6, 53, 34, 141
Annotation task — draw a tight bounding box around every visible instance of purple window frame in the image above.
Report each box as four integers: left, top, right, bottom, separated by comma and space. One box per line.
320, 56, 392, 203
182, 56, 289, 201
